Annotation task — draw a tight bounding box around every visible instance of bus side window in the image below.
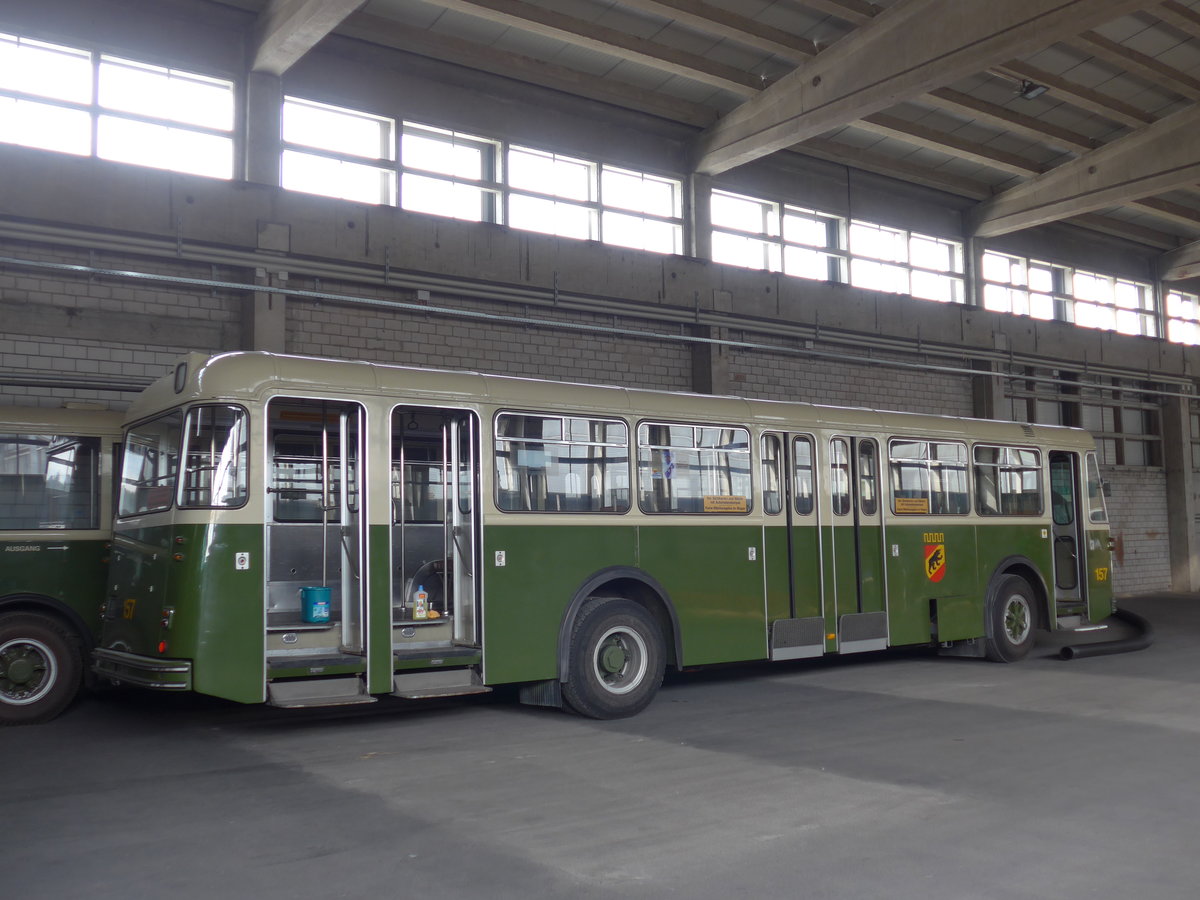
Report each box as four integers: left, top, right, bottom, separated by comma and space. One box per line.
858, 440, 878, 516
1085, 452, 1108, 523
793, 436, 814, 516
761, 434, 782, 515
975, 445, 1042, 517
1049, 456, 1075, 526
830, 438, 850, 516
637, 423, 751, 514
496, 413, 629, 513
0, 434, 102, 530
888, 439, 968, 515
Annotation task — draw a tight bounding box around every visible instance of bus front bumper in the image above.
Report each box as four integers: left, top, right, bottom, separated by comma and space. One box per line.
93, 648, 193, 690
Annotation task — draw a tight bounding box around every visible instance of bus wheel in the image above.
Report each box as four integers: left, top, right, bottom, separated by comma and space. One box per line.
0, 612, 83, 726
562, 597, 664, 719
985, 575, 1037, 663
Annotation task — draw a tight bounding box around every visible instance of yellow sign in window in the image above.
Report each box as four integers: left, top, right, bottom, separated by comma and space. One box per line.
703, 495, 749, 513
895, 497, 930, 514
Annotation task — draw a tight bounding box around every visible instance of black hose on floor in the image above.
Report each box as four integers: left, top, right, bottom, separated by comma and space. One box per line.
1059, 607, 1153, 660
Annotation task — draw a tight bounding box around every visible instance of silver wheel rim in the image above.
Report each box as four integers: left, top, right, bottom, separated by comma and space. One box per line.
0, 637, 58, 706
1002, 593, 1032, 645
592, 625, 648, 696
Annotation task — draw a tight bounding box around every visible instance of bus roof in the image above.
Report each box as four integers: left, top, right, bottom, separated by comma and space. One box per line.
130, 351, 1097, 450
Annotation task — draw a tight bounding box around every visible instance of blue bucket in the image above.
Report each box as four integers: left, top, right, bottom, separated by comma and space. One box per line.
300, 586, 331, 623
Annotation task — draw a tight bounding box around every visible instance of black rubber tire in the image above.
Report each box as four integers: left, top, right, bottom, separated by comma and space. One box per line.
561, 597, 664, 719
985, 575, 1037, 663
0, 612, 84, 726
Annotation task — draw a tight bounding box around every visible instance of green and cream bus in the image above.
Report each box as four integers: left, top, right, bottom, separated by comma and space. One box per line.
1, 405, 122, 725
93, 351, 1113, 719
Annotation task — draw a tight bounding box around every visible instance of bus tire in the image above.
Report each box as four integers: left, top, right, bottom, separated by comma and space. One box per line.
0, 612, 83, 726
562, 597, 664, 719
985, 575, 1037, 663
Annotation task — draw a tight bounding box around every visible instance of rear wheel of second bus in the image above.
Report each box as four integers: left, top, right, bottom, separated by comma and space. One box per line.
562, 597, 664, 719
985, 575, 1037, 663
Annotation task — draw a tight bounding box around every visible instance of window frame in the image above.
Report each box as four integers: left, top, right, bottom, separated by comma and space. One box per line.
636, 420, 753, 516
761, 433, 784, 516
117, 409, 185, 518
0, 432, 103, 531
710, 188, 847, 281
980, 249, 1159, 338
792, 434, 816, 517
401, 120, 503, 222
0, 32, 235, 178
1166, 289, 1200, 346
848, 220, 965, 303
177, 404, 249, 510
281, 96, 396, 206
972, 444, 1043, 517
887, 437, 970, 516
493, 410, 631, 515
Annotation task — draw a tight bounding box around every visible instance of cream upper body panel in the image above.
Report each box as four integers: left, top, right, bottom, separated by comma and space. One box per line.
128, 351, 1098, 455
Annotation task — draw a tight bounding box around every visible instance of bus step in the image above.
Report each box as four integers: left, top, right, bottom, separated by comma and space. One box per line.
393, 669, 492, 700
1056, 616, 1108, 633
268, 676, 376, 708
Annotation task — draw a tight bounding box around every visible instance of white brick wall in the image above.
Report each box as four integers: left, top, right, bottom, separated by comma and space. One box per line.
730, 346, 974, 416
1103, 466, 1171, 595
286, 284, 692, 391
0, 239, 237, 409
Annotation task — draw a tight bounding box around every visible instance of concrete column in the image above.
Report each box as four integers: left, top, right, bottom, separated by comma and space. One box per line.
689, 173, 712, 261
691, 324, 730, 395
971, 360, 1006, 420
244, 268, 287, 352
245, 71, 282, 186
1161, 395, 1200, 591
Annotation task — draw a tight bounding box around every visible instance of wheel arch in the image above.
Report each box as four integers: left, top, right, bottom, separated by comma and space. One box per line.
0, 593, 95, 653
986, 556, 1051, 633
556, 567, 681, 682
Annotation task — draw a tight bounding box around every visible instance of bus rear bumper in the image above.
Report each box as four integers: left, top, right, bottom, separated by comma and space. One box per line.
93, 648, 193, 690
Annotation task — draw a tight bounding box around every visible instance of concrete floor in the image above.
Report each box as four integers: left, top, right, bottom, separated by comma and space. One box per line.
5, 594, 1198, 900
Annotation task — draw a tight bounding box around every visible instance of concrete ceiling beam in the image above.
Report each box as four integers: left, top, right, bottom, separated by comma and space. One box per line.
616, 0, 817, 62
972, 104, 1200, 237
694, 0, 1151, 176
855, 113, 1046, 177
1161, 240, 1200, 280
413, 0, 761, 96
1153, 0, 1200, 41
923, 87, 1100, 153
335, 12, 720, 127
1131, 198, 1200, 231
795, 0, 880, 28
1065, 30, 1200, 101
993, 60, 1155, 129
252, 0, 364, 75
